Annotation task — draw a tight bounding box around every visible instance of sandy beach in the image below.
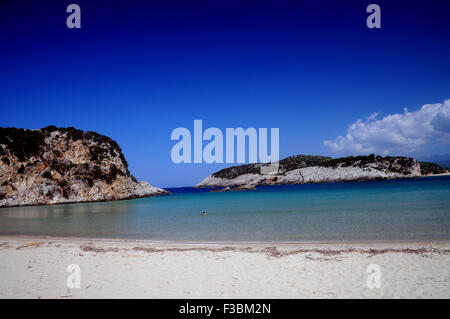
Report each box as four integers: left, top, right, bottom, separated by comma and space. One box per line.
0, 236, 449, 299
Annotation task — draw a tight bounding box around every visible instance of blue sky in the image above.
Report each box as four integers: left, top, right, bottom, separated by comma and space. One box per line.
1, 0, 449, 187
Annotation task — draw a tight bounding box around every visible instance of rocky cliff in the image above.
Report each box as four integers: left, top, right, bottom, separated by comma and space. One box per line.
0, 126, 168, 207
195, 154, 445, 189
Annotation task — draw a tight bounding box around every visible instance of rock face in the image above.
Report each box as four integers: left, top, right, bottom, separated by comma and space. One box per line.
0, 126, 169, 207
195, 154, 435, 188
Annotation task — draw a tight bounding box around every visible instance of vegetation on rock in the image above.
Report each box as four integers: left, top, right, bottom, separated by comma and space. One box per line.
212, 154, 446, 180
419, 161, 448, 175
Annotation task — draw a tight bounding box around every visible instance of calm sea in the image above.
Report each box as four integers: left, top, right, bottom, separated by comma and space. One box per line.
0, 176, 449, 242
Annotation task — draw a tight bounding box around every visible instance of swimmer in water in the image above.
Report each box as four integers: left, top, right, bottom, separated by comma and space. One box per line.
202, 211, 207, 216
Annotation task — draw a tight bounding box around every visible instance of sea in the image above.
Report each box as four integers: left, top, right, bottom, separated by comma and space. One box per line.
0, 176, 449, 242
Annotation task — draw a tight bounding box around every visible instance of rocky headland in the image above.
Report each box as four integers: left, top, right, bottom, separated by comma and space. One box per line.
196, 154, 448, 189
0, 126, 168, 207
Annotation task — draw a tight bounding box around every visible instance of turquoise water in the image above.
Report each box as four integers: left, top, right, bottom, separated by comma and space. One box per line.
0, 176, 449, 242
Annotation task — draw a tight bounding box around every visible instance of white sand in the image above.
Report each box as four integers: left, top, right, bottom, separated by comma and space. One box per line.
0, 236, 449, 299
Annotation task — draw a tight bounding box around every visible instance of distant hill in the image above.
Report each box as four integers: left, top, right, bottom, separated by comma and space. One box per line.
436, 160, 450, 169
196, 154, 448, 189
418, 161, 449, 174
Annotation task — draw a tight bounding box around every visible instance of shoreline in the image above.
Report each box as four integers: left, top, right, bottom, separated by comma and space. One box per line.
1, 236, 449, 298
0, 190, 170, 209
1, 234, 450, 247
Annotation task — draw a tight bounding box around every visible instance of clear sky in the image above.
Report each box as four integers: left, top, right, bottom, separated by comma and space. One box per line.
1, 0, 449, 187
